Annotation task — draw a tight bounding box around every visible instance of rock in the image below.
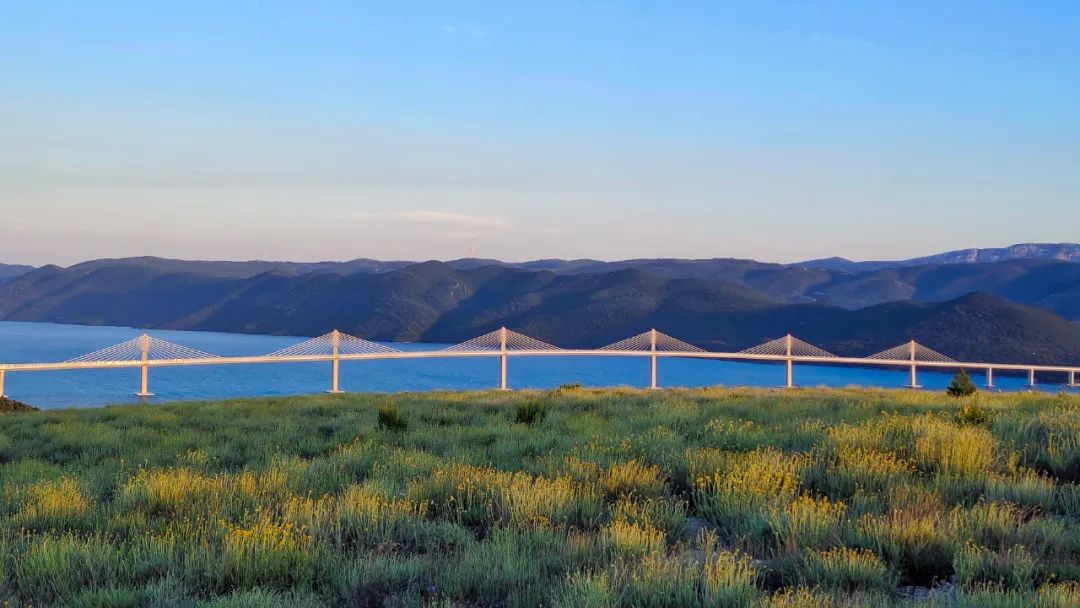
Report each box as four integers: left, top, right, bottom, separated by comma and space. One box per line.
897, 582, 958, 602
0, 396, 38, 412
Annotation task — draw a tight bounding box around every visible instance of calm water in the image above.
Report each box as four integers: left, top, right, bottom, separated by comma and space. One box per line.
0, 321, 1072, 409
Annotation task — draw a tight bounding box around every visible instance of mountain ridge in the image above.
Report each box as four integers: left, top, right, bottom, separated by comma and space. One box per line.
5, 242, 1079, 277
796, 243, 1080, 272
0, 264, 34, 285
8, 256, 1080, 320
1, 259, 1079, 365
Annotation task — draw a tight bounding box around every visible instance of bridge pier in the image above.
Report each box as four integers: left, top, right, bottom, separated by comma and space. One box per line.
330, 359, 341, 393
649, 329, 659, 389
498, 327, 509, 390
1028, 368, 1036, 391
1070, 370, 1077, 388
905, 341, 921, 388
328, 330, 343, 394
136, 364, 152, 398
135, 334, 153, 397
784, 334, 795, 389
985, 367, 994, 388
0, 369, 5, 398
907, 364, 921, 389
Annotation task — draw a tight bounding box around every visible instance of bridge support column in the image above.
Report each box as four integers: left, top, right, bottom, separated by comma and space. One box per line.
784, 334, 794, 389
135, 334, 153, 398
1028, 369, 1036, 390
985, 367, 994, 388
906, 340, 920, 389
0, 369, 5, 398
328, 330, 343, 394
649, 329, 658, 389
1070, 370, 1077, 388
498, 327, 508, 390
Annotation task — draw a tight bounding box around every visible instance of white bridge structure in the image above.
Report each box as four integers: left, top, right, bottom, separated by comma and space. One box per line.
0, 328, 1077, 399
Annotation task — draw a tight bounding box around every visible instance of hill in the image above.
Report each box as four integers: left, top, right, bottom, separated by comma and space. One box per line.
2, 260, 1079, 364
463, 253, 1080, 321
804, 259, 1080, 318
6, 242, 1080, 319
0, 263, 33, 284
797, 242, 1080, 272
520, 257, 1080, 321
54, 256, 412, 279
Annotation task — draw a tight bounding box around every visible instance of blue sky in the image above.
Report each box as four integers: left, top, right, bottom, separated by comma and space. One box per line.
2, 1, 1078, 265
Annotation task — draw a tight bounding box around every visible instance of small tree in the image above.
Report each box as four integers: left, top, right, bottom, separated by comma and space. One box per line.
946, 369, 978, 397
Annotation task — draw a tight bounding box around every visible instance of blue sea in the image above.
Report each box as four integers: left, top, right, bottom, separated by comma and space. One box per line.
0, 321, 1072, 409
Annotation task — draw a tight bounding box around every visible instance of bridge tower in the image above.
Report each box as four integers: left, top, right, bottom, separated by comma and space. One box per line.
906, 340, 920, 389
785, 334, 794, 389
136, 334, 153, 397
649, 329, 658, 389
499, 327, 508, 390
329, 329, 343, 394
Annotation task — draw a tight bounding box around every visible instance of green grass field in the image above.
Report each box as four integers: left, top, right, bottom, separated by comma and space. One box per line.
1, 387, 1079, 607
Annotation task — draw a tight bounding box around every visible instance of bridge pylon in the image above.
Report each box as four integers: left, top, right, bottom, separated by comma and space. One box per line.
739, 334, 832, 389
135, 334, 153, 398
329, 329, 343, 394
499, 327, 509, 391
867, 340, 955, 389
649, 328, 658, 389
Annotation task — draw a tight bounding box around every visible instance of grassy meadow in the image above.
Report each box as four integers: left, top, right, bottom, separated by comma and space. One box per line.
0, 387, 1079, 607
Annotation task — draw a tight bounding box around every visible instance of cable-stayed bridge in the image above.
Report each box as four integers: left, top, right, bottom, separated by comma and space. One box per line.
0, 327, 1077, 399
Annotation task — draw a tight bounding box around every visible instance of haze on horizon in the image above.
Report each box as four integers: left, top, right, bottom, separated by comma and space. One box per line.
3, 2, 1079, 267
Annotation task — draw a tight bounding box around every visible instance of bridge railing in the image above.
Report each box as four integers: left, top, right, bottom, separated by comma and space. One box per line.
0, 328, 1077, 399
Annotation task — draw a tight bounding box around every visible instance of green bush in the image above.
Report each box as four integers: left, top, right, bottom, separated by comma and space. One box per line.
515, 401, 549, 425
947, 370, 979, 397
66, 588, 142, 608
957, 402, 992, 426
377, 405, 409, 432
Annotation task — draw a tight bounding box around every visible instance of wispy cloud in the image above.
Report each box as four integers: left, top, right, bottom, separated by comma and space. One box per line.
337, 209, 561, 235
440, 23, 488, 40
397, 210, 512, 229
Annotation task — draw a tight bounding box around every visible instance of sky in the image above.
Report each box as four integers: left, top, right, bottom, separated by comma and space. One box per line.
2, 1, 1079, 266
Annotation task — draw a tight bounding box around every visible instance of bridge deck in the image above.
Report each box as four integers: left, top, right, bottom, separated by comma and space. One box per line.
2, 349, 1078, 374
